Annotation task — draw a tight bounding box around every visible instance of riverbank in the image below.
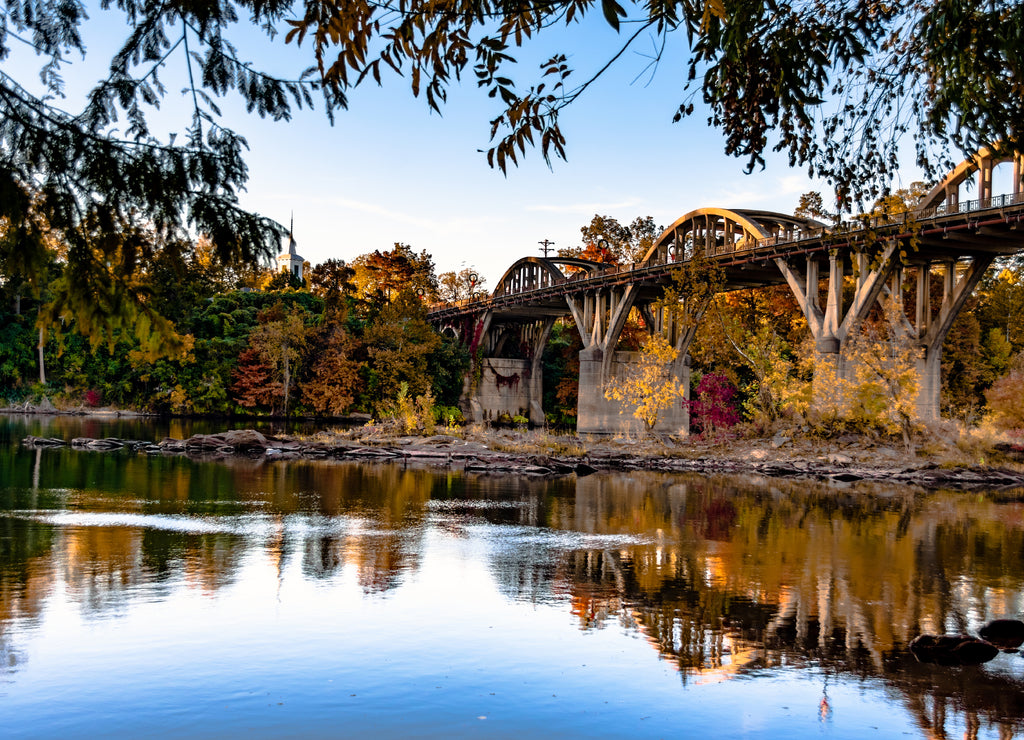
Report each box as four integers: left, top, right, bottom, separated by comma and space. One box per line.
19, 422, 1024, 491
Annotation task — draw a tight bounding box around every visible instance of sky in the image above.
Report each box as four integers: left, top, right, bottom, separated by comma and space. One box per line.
9, 4, 940, 288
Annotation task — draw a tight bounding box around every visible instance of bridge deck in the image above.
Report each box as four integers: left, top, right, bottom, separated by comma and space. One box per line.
428, 193, 1024, 324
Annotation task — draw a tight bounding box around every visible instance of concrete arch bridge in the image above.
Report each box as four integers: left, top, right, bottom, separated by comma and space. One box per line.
428, 148, 1024, 434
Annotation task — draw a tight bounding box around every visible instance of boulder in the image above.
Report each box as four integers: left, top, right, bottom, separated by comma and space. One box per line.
184, 434, 228, 451
219, 429, 269, 451
910, 634, 999, 666
978, 619, 1024, 650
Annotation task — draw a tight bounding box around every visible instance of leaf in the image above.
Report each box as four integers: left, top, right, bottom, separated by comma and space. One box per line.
601, 0, 625, 31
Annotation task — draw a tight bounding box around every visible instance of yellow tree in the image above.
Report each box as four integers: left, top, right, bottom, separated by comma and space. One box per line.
605, 334, 686, 433
814, 299, 921, 449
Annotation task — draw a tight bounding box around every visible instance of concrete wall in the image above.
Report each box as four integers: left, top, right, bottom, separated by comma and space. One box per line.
576, 349, 690, 435
466, 358, 536, 424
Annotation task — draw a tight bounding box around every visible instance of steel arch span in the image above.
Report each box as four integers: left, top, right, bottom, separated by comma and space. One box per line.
646, 208, 828, 263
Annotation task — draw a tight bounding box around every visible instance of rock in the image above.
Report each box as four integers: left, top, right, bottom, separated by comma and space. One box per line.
830, 472, 863, 482
420, 435, 461, 446
158, 438, 186, 452
184, 434, 227, 451
37, 396, 56, 413
219, 429, 268, 451
978, 619, 1024, 650
22, 436, 66, 448
86, 438, 125, 451
827, 453, 853, 464
747, 449, 769, 461
953, 638, 1001, 665
575, 462, 598, 476
770, 433, 790, 449
910, 634, 999, 666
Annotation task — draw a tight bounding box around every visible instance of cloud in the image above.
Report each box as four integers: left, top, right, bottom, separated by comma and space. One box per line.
527, 198, 644, 214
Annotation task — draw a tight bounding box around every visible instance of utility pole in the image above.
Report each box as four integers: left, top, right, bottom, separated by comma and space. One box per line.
538, 239, 555, 257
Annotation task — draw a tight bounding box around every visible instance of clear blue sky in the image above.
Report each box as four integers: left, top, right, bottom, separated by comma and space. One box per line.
12, 5, 940, 288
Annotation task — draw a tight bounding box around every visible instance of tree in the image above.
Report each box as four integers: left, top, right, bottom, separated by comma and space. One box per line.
6, 1, 1016, 334
980, 266, 1024, 351
351, 244, 437, 302
309, 259, 357, 307
286, 0, 1021, 202
437, 267, 485, 303
363, 291, 441, 411
230, 347, 281, 412
266, 269, 306, 291
604, 333, 686, 433
794, 192, 831, 222
840, 300, 921, 449
245, 304, 313, 416
986, 354, 1024, 431
1, 0, 321, 334
301, 318, 363, 415
560, 215, 661, 265
687, 372, 741, 438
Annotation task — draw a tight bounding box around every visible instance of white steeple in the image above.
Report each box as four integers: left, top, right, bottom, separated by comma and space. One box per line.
276, 213, 305, 280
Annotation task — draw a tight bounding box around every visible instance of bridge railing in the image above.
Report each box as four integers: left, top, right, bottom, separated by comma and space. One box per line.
920, 190, 1024, 219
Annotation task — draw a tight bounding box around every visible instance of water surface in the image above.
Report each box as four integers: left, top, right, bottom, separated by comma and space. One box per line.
1, 415, 1023, 738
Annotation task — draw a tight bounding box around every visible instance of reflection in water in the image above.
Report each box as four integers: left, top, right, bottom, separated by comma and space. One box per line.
1, 429, 1023, 738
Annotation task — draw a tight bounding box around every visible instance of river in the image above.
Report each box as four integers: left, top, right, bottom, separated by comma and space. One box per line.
1, 414, 1023, 738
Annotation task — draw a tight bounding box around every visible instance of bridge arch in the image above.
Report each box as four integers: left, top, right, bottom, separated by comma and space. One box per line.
916, 145, 1024, 216
492, 256, 603, 297
644, 208, 827, 263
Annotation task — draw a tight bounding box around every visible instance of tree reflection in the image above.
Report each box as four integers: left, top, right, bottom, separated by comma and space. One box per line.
2, 439, 1024, 738
541, 472, 1024, 738
0, 517, 56, 674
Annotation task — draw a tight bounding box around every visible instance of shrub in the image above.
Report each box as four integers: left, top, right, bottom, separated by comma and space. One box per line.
687, 372, 741, 437
986, 359, 1024, 430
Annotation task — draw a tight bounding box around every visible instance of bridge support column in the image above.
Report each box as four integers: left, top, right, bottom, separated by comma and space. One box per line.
911, 256, 994, 420
576, 346, 690, 436
571, 286, 701, 435
776, 243, 900, 408
779, 247, 994, 422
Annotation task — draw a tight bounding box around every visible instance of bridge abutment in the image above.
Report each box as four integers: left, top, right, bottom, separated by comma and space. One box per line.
464, 315, 552, 426
576, 347, 690, 435
467, 358, 537, 424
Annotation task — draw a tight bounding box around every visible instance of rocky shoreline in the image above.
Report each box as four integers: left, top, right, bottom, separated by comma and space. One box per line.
20, 428, 1024, 491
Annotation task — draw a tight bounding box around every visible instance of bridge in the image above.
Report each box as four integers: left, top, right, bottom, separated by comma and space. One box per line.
428, 148, 1024, 434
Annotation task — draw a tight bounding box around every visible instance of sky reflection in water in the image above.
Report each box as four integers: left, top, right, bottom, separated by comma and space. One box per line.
1, 418, 1024, 738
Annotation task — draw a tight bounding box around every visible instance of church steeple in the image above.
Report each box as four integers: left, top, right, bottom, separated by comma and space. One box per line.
277, 212, 305, 280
